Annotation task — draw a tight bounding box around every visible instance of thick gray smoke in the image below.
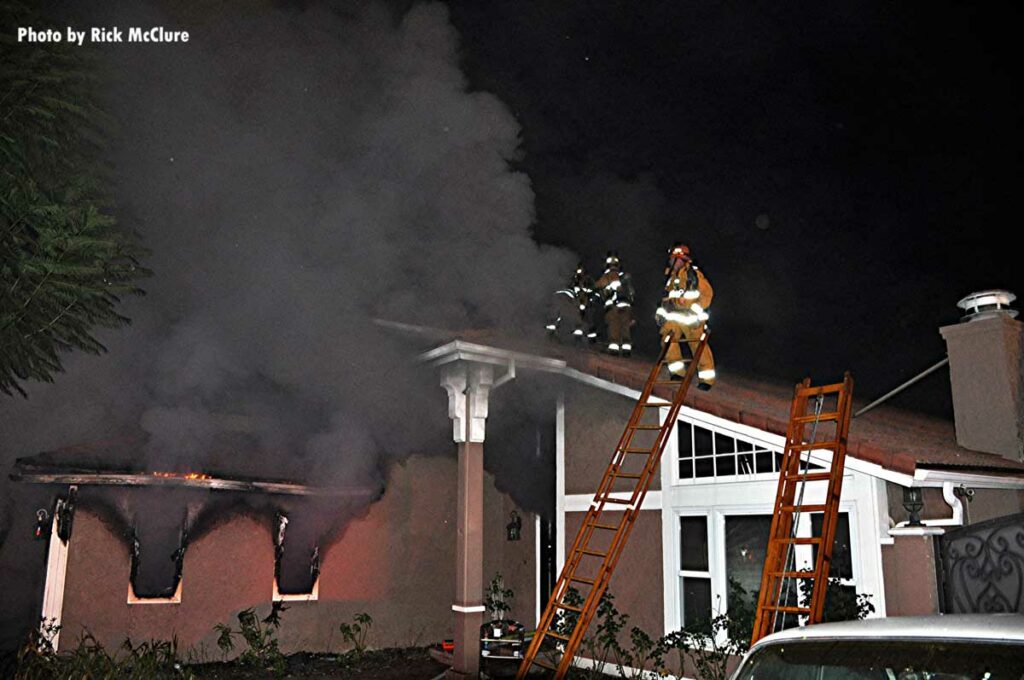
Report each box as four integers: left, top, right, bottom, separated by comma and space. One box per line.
0, 0, 573, 646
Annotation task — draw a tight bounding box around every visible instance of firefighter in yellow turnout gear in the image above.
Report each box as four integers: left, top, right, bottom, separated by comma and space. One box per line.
595, 252, 635, 356
656, 243, 716, 389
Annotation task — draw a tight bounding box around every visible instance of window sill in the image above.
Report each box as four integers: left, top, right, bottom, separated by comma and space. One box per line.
127, 580, 182, 605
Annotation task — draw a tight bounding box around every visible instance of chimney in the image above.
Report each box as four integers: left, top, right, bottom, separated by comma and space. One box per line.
939, 290, 1024, 463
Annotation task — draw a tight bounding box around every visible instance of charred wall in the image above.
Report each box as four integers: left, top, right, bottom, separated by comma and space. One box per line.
56, 454, 537, 653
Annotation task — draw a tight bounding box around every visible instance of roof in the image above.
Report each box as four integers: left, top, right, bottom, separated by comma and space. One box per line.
407, 324, 1024, 480
749, 613, 1024, 649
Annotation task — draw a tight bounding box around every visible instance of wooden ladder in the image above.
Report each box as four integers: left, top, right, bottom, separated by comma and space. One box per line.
517, 332, 710, 679
750, 372, 854, 646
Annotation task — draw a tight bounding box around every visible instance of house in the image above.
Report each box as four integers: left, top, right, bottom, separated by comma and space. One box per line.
14, 306, 1024, 677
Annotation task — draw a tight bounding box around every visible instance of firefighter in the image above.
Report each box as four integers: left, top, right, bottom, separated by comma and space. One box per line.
595, 251, 635, 356
545, 262, 599, 343
656, 243, 715, 389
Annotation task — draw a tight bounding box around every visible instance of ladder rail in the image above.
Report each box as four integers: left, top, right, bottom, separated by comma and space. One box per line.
518, 333, 709, 679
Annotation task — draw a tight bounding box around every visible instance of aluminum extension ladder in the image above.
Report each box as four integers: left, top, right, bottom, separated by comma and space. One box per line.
517, 332, 710, 679
750, 373, 854, 645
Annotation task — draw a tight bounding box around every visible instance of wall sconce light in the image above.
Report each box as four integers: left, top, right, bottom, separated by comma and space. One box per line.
506, 510, 522, 541
903, 487, 924, 526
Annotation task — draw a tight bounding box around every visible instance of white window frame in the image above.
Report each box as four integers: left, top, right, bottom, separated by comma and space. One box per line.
675, 511, 714, 630
661, 406, 886, 637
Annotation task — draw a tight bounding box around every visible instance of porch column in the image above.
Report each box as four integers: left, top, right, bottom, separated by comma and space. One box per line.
441, 362, 494, 679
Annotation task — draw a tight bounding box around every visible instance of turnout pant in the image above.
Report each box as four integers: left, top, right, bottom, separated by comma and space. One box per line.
605, 306, 633, 352
661, 321, 715, 383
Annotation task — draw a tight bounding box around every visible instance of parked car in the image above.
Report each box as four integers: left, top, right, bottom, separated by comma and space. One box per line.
730, 614, 1024, 679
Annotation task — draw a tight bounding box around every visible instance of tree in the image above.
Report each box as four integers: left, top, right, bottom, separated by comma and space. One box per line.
1, 2, 148, 396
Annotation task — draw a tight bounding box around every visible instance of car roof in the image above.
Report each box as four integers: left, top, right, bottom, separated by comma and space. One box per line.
750, 614, 1024, 651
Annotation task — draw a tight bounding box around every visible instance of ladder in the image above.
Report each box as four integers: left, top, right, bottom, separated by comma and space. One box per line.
750, 372, 854, 646
517, 332, 710, 679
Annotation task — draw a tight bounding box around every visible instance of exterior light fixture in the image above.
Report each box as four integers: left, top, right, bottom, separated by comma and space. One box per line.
506, 510, 522, 542
903, 487, 924, 526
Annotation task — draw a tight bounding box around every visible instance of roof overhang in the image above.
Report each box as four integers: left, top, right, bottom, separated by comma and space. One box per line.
11, 468, 378, 497
418, 339, 670, 404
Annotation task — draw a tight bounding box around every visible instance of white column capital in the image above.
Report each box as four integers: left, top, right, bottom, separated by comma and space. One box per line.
440, 362, 494, 443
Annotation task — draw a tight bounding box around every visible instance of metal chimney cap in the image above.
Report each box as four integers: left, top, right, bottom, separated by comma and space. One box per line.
957, 289, 1018, 322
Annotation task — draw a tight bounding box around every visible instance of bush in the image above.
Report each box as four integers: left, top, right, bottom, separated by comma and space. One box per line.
213, 602, 287, 675
15, 621, 192, 680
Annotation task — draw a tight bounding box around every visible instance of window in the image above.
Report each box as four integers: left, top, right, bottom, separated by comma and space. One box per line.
679, 515, 712, 628
725, 515, 772, 609
677, 420, 823, 481
676, 511, 858, 632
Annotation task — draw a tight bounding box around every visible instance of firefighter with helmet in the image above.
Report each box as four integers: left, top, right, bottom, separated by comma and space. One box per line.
595, 251, 635, 356
656, 243, 715, 389
546, 262, 599, 343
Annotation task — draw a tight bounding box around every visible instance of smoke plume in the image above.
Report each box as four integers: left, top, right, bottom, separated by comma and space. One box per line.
0, 0, 573, 646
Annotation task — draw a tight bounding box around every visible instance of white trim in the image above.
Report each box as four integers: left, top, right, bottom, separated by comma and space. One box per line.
420, 340, 567, 372
272, 577, 319, 602
39, 507, 70, 651
564, 491, 662, 512
913, 468, 1024, 489
888, 526, 946, 536
451, 604, 486, 613
556, 392, 566, 575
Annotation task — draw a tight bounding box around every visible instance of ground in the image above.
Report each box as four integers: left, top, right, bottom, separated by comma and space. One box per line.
191, 648, 448, 679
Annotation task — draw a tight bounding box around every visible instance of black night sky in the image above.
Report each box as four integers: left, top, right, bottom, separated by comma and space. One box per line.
447, 1, 1023, 415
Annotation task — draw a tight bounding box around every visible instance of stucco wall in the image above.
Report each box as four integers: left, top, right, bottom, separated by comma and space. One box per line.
565, 385, 660, 495
564, 509, 663, 641
56, 454, 536, 656
965, 488, 1024, 523
881, 535, 941, 616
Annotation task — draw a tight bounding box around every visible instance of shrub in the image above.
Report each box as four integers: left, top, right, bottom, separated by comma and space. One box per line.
338, 612, 374, 660
213, 602, 287, 675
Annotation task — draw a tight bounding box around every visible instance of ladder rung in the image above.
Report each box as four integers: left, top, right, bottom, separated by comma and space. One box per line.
761, 605, 812, 614
613, 471, 643, 479
531, 657, 557, 671
796, 384, 843, 396
592, 522, 620, 531
793, 411, 840, 423
788, 441, 839, 452
571, 576, 596, 585
579, 548, 608, 557
782, 471, 832, 482
631, 424, 662, 430
557, 603, 583, 613
654, 380, 680, 386
769, 571, 816, 579
642, 402, 669, 407
780, 504, 828, 513
623, 446, 652, 453
771, 536, 822, 545
546, 631, 570, 642
598, 497, 632, 505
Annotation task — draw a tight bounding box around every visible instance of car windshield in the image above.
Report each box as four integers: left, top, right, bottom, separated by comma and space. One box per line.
733, 639, 1024, 680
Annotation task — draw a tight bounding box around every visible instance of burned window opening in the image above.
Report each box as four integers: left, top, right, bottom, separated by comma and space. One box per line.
128, 517, 187, 601
273, 511, 320, 597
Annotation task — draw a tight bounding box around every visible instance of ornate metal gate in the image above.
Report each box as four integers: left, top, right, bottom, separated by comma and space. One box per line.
937, 512, 1024, 613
